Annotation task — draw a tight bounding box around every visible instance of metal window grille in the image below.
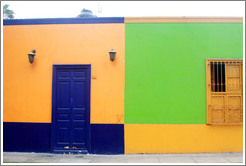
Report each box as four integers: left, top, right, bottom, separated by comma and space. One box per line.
210, 62, 225, 92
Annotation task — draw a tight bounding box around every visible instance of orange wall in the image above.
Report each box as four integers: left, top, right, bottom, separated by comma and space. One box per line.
125, 124, 243, 154
3, 24, 125, 124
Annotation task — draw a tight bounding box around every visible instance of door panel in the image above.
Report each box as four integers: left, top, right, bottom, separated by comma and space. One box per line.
227, 95, 242, 123
211, 95, 225, 123
226, 64, 241, 92
57, 127, 70, 144
227, 77, 240, 91
57, 81, 70, 108
52, 65, 91, 153
73, 82, 86, 108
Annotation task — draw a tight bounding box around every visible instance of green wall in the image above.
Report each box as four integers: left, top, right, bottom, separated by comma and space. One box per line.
125, 23, 243, 124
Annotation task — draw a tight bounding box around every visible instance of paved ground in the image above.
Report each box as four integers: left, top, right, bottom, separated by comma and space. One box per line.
2, 152, 244, 163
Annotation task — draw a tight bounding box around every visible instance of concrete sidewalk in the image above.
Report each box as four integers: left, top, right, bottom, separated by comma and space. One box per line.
2, 152, 244, 163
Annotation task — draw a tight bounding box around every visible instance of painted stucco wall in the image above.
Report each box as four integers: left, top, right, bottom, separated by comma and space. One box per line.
3, 23, 125, 124
125, 124, 243, 154
125, 23, 243, 124
124, 23, 243, 153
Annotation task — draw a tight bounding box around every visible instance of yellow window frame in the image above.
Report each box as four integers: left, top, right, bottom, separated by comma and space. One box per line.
206, 59, 243, 125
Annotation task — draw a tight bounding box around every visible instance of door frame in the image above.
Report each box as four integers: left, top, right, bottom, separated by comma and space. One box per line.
51, 64, 91, 153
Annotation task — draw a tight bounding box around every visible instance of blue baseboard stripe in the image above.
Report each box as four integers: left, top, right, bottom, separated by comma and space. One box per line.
91, 124, 124, 154
3, 122, 124, 154
3, 122, 51, 152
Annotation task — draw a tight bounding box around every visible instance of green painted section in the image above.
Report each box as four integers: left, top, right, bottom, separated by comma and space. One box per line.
125, 23, 243, 124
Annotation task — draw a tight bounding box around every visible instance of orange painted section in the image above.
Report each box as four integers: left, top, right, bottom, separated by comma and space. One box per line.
125, 124, 243, 154
3, 24, 125, 123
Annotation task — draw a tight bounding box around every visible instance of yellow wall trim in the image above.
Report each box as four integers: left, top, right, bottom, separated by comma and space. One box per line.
125, 124, 243, 154
125, 17, 243, 23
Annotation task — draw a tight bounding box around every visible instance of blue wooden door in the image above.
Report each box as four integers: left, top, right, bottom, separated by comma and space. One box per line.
52, 65, 91, 153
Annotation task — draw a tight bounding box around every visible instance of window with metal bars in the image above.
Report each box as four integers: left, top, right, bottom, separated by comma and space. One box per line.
210, 62, 225, 92
206, 59, 243, 125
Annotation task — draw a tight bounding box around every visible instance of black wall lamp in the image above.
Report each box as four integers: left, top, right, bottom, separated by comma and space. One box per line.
28, 50, 36, 64
109, 49, 116, 61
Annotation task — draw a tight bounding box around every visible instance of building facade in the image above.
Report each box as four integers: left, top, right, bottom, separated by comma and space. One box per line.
3, 17, 243, 154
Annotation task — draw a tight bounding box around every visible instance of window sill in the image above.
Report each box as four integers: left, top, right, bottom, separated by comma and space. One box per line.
206, 123, 243, 126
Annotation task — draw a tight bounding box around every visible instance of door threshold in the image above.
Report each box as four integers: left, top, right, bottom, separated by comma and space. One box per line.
53, 149, 88, 154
